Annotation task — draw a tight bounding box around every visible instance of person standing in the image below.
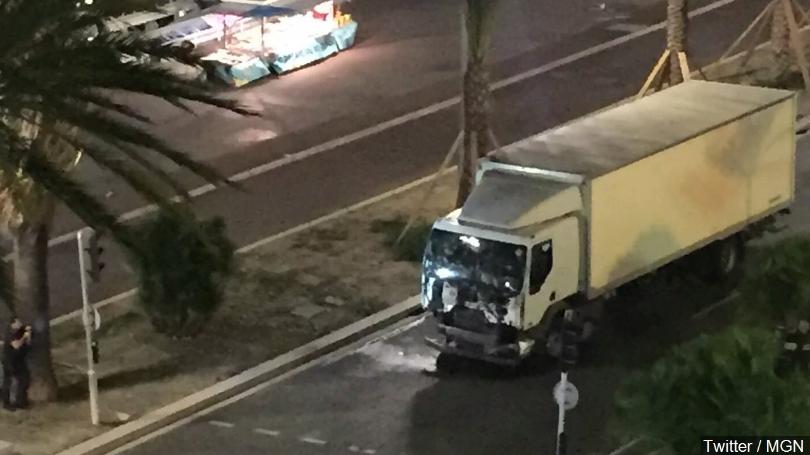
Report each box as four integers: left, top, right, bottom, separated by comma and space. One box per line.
2, 318, 31, 410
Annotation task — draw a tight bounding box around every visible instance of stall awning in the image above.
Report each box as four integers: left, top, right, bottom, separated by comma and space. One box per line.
166, 1, 301, 23
244, 5, 298, 16
145, 16, 215, 43
224, 0, 350, 11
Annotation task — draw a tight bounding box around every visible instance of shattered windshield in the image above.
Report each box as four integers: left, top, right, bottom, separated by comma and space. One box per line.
422, 229, 527, 299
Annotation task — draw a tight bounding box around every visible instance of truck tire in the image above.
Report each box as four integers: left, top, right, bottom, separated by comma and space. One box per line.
701, 235, 744, 283
543, 308, 599, 362
435, 353, 460, 374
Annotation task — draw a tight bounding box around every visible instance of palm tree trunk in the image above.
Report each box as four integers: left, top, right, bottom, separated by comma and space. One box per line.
13, 209, 57, 402
667, 0, 688, 85
457, 60, 490, 207
456, 0, 497, 207
457, 130, 476, 208
771, 0, 791, 75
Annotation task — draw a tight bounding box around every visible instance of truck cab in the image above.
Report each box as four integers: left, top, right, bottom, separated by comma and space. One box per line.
421, 164, 584, 365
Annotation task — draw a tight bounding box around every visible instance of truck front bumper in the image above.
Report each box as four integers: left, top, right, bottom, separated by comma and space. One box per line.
425, 324, 535, 366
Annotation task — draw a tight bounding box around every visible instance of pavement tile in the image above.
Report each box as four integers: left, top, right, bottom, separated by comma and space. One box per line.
291, 303, 327, 320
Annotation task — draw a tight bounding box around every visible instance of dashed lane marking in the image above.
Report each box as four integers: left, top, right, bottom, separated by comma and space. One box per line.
605, 23, 649, 33
208, 420, 235, 428
299, 437, 328, 446
253, 428, 281, 437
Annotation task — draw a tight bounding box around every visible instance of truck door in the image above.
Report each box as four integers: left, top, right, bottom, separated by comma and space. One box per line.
523, 216, 581, 329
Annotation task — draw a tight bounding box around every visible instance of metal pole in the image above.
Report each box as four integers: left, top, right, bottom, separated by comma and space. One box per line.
77, 229, 99, 425
555, 309, 577, 455
556, 372, 567, 455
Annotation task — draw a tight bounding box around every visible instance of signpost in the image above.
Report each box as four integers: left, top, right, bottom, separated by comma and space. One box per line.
77, 228, 104, 425
554, 309, 580, 455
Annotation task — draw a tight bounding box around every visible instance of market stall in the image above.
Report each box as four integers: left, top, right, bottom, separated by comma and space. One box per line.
151, 0, 357, 87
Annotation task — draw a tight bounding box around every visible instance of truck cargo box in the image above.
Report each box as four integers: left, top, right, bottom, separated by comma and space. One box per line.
487, 80, 796, 298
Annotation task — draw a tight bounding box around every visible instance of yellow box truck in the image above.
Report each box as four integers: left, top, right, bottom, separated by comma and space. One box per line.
421, 80, 796, 366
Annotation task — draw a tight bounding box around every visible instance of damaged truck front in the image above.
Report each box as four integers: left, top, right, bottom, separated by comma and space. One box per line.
420, 81, 797, 367
422, 225, 530, 362
421, 171, 581, 366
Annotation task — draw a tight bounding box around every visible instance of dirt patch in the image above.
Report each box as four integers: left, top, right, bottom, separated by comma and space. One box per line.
0, 174, 457, 454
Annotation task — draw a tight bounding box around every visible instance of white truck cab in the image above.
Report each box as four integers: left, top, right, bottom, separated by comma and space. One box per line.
422, 168, 585, 365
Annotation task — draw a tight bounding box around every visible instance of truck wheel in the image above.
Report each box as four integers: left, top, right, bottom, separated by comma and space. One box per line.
435, 353, 459, 374
543, 311, 598, 362
702, 236, 744, 283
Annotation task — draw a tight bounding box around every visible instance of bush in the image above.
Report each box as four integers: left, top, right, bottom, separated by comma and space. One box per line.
614, 327, 810, 455
129, 210, 235, 337
736, 236, 810, 327
370, 216, 433, 262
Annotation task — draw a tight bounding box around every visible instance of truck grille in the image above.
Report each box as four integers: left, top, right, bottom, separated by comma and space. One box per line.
448, 307, 490, 333
444, 306, 518, 344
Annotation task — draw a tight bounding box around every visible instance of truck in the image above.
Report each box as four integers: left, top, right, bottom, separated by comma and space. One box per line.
420, 80, 797, 366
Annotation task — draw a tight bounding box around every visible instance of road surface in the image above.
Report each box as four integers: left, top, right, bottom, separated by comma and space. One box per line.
15, 0, 770, 323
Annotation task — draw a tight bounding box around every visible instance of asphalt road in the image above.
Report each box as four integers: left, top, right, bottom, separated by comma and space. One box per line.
23, 0, 772, 324
111, 132, 810, 455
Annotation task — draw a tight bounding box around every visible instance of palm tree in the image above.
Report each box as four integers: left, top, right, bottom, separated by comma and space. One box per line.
735, 236, 810, 330
770, 0, 794, 77
666, 0, 689, 85
456, 0, 499, 208
0, 0, 252, 400
614, 327, 810, 454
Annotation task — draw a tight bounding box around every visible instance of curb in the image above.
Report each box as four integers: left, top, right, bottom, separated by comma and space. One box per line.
56, 296, 422, 455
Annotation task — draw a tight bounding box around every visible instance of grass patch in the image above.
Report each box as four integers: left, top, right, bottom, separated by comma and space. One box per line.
355, 295, 387, 316
370, 216, 433, 262
291, 226, 349, 252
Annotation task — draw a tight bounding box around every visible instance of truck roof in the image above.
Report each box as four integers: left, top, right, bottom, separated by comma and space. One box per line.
488, 81, 794, 178
457, 170, 581, 234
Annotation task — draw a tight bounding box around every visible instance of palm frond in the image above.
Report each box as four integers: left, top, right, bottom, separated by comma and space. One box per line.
0, 124, 137, 252
0, 0, 259, 259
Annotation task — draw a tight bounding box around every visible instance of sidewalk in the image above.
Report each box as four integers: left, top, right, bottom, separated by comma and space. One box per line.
0, 174, 457, 455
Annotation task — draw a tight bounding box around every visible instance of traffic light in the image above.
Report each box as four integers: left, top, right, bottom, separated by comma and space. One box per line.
91, 339, 99, 364
81, 229, 105, 283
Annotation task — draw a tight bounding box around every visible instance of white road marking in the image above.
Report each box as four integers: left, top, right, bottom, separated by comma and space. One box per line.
50, 289, 137, 327
253, 428, 281, 437
208, 420, 235, 428
299, 436, 327, 446
605, 23, 648, 33
40, 0, 742, 251
349, 446, 360, 452
607, 437, 644, 455
362, 450, 376, 454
